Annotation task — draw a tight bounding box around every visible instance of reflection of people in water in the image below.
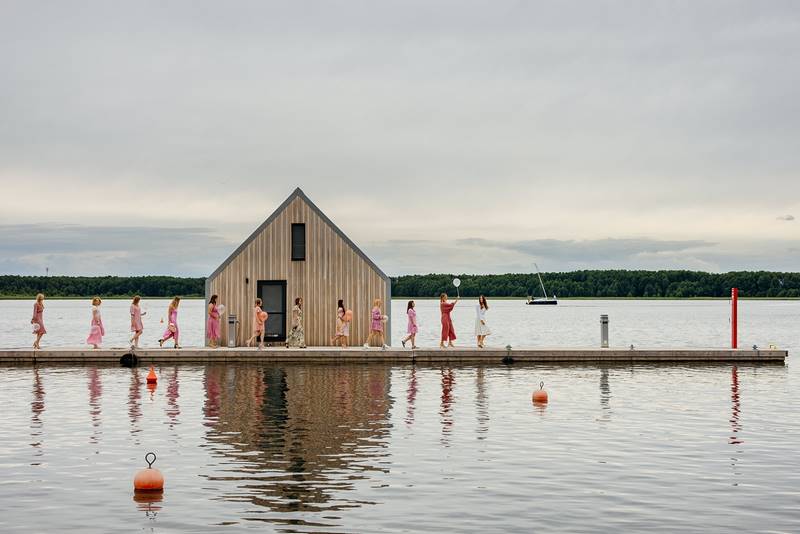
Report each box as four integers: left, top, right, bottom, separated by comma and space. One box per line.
165, 367, 180, 429
128, 368, 142, 439
475, 367, 488, 438
88, 367, 103, 444
406, 367, 418, 426
31, 367, 45, 455
201, 364, 391, 517
440, 368, 455, 444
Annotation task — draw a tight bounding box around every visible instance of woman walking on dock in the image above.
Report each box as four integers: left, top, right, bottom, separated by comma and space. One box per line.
331, 299, 349, 347
439, 293, 458, 348
402, 300, 418, 349
287, 297, 306, 348
86, 297, 105, 349
207, 294, 221, 348
129, 296, 146, 348
246, 298, 266, 349
475, 295, 491, 348
158, 297, 181, 349
366, 298, 387, 349
31, 293, 46, 350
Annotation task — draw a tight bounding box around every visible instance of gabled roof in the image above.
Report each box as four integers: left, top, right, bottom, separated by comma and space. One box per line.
208, 188, 389, 282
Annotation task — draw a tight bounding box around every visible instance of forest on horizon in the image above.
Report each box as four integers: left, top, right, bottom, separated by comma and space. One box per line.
0, 270, 798, 299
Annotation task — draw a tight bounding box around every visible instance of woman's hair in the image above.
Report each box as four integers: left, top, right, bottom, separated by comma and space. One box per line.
479, 295, 488, 310
255, 298, 262, 306
92, 297, 102, 306
36, 293, 44, 302
170, 296, 181, 309
132, 295, 141, 305
407, 300, 415, 311
337, 299, 344, 310
210, 294, 218, 305
440, 293, 447, 302
295, 297, 302, 306
373, 298, 382, 307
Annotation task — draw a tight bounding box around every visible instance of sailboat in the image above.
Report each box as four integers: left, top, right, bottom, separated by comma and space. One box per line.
525, 263, 558, 305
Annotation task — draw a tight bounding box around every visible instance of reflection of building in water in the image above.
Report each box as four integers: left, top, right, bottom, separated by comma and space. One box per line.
203, 364, 392, 520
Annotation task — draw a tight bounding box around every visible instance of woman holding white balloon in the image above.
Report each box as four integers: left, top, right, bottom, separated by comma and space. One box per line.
439, 282, 459, 348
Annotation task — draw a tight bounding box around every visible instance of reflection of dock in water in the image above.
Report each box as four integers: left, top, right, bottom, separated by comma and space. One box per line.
201, 364, 392, 523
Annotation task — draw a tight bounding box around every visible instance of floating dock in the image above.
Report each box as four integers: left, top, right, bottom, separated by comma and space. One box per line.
0, 346, 787, 364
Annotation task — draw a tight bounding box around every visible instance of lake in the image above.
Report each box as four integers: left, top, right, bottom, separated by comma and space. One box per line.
0, 299, 797, 532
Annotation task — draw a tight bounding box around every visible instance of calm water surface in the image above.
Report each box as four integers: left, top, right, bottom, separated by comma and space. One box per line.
0, 300, 798, 532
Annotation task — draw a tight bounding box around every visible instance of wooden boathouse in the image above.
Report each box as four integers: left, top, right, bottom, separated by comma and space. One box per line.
205, 188, 391, 347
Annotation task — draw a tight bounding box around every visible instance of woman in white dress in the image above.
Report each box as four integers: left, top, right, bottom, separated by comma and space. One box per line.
475, 295, 491, 348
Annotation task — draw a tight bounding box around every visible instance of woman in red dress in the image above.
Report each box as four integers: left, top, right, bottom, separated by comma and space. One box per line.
439, 293, 459, 348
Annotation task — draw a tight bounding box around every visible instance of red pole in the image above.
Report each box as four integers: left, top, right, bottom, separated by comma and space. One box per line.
731, 288, 738, 349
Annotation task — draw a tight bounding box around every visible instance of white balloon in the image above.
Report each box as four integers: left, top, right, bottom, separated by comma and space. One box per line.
453, 278, 461, 288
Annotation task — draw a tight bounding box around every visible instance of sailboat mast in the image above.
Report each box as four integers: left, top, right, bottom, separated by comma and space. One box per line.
534, 263, 548, 298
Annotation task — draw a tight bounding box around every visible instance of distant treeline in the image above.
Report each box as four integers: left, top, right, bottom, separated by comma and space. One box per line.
0, 276, 205, 298
2, 271, 799, 299
390, 270, 800, 298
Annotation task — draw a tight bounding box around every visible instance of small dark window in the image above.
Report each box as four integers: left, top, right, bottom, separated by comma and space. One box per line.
291, 223, 306, 261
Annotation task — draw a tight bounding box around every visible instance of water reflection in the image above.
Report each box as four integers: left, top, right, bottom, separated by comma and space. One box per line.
88, 368, 102, 445
30, 367, 45, 460
599, 368, 612, 422
202, 365, 392, 528
440, 368, 455, 446
128, 369, 142, 442
165, 367, 180, 429
729, 366, 742, 445
475, 368, 488, 439
133, 491, 163, 521
405, 367, 418, 426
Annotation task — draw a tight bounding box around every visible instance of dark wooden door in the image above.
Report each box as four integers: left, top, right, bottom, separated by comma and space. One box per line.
257, 280, 287, 342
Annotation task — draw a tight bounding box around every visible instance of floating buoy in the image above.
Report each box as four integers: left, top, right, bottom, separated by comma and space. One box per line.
134, 452, 164, 492
532, 381, 548, 404
146, 366, 157, 383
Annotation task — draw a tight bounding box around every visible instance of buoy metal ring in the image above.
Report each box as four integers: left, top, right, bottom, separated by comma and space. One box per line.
145, 452, 157, 468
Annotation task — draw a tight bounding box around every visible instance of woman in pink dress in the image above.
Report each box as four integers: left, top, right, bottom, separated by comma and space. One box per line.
31, 293, 46, 349
401, 300, 418, 349
129, 295, 146, 348
86, 297, 105, 349
365, 298, 387, 349
158, 297, 181, 349
207, 294, 221, 348
439, 293, 458, 348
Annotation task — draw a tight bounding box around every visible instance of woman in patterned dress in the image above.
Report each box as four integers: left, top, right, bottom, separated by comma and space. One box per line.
286, 297, 306, 348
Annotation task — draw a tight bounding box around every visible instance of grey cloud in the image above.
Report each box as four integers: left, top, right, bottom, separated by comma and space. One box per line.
0, 224, 236, 276
777, 215, 795, 221
367, 237, 799, 275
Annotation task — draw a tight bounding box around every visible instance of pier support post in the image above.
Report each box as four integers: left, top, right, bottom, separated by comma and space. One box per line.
731, 288, 738, 349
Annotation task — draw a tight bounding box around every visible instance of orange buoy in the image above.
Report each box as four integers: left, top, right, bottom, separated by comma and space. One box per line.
134, 452, 164, 492
532, 381, 549, 404
146, 366, 157, 383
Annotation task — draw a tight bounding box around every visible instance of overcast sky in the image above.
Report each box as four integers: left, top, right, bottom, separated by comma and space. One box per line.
1, 1, 798, 276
